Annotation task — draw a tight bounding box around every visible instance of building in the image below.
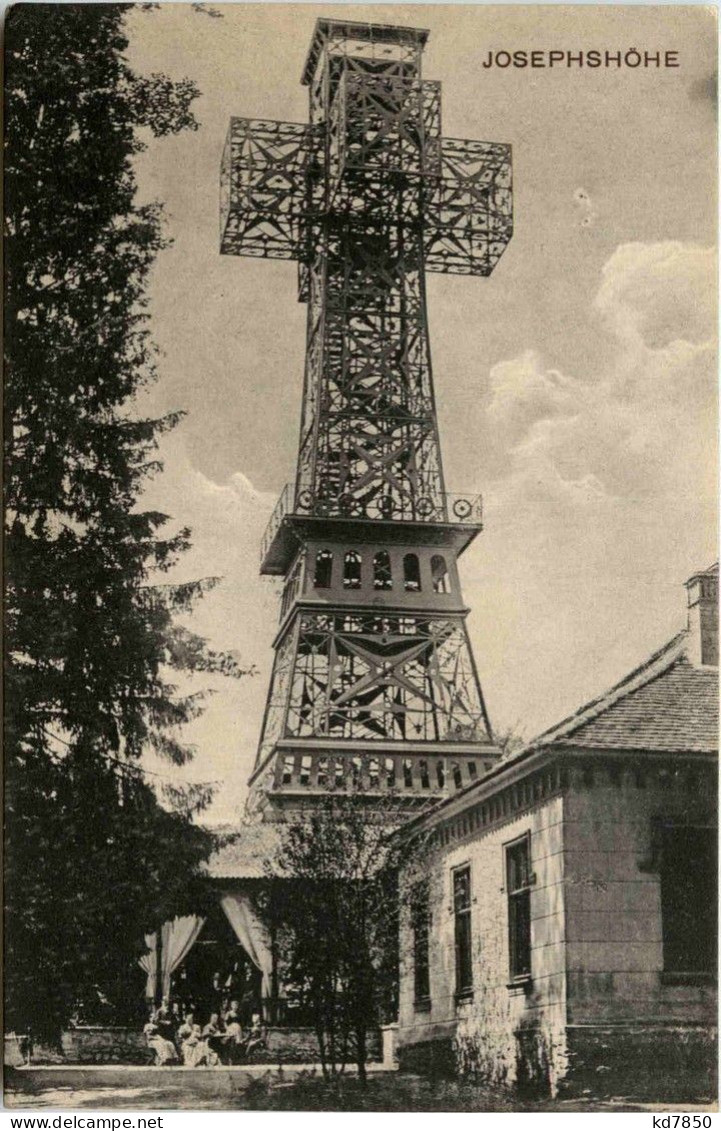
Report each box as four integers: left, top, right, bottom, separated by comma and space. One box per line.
395, 565, 718, 1100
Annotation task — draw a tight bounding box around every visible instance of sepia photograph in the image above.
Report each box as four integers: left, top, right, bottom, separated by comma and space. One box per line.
3, 1, 718, 1114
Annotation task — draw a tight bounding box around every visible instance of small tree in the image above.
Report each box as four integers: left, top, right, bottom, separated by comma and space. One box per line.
494, 724, 526, 758
269, 794, 424, 1084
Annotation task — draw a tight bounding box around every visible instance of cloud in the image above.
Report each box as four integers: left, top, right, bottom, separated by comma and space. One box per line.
464, 240, 716, 743
485, 351, 578, 445
595, 241, 715, 351
482, 241, 716, 509
138, 434, 281, 819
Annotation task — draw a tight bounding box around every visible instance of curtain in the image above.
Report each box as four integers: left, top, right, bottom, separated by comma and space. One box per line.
160, 915, 205, 999
220, 892, 273, 999
138, 931, 157, 1000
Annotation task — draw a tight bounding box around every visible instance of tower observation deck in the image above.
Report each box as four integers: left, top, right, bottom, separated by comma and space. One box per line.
220, 20, 513, 815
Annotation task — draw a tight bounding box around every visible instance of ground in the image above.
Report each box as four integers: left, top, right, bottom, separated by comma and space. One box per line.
4, 1066, 718, 1112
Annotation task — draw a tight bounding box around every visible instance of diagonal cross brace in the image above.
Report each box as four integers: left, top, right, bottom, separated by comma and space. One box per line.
220, 108, 512, 280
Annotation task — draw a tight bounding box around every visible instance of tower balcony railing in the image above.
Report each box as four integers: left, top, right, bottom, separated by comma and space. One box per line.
260, 483, 483, 566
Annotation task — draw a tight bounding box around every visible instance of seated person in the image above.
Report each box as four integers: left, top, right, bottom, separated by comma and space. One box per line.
224, 999, 241, 1026
152, 999, 176, 1045
176, 1012, 194, 1045
242, 1013, 267, 1060
201, 1012, 224, 1066
180, 1023, 208, 1067
221, 1017, 244, 1065
143, 1016, 178, 1066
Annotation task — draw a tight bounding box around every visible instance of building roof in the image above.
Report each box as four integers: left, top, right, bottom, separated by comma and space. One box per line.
203, 821, 281, 881
399, 621, 718, 836
206, 596, 718, 854
526, 629, 718, 756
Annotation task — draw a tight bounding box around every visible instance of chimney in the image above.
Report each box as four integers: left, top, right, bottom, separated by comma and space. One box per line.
685, 563, 719, 667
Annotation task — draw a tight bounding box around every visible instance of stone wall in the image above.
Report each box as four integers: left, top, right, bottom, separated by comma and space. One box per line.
560, 1023, 717, 1102
259, 1026, 380, 1064
18, 1026, 380, 1067
396, 755, 718, 1101
397, 795, 568, 1094
63, 1027, 149, 1064
22, 1028, 151, 1065
563, 761, 717, 1029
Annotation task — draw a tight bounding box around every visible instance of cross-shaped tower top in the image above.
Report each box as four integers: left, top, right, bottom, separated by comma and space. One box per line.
222, 18, 511, 283
221, 21, 512, 815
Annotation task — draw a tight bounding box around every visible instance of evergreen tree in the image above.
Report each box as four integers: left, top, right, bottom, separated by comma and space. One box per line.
4, 4, 244, 1041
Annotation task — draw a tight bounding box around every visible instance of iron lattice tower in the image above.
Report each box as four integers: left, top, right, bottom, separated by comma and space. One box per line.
220, 20, 513, 815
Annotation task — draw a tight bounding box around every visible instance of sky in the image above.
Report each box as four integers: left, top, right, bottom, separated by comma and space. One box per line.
125, 4, 717, 821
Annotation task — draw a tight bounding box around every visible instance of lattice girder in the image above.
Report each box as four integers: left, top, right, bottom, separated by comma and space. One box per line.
225, 21, 507, 810
257, 611, 491, 760
220, 117, 314, 260
425, 138, 513, 276
220, 83, 512, 276
293, 223, 447, 522
328, 75, 442, 206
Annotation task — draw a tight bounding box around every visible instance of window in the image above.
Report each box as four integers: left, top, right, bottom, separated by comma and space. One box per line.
506, 833, 533, 981
453, 866, 473, 996
431, 554, 450, 594
660, 824, 717, 975
373, 550, 393, 590
411, 882, 431, 1003
314, 549, 333, 589
419, 760, 430, 789
403, 553, 421, 592
299, 755, 312, 786
343, 550, 362, 589
281, 754, 295, 786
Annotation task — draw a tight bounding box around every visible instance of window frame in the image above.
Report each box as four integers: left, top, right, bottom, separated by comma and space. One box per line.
313, 548, 333, 589
658, 819, 717, 981
343, 549, 362, 590
504, 831, 534, 987
452, 863, 473, 1000
430, 553, 451, 595
372, 549, 393, 591
403, 552, 422, 593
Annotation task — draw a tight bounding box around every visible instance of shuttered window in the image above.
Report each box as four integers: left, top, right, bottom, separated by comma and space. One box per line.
661, 824, 717, 974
